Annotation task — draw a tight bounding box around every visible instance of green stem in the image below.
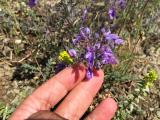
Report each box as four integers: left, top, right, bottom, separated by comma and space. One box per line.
122, 0, 150, 75
5, 0, 27, 40
118, 0, 134, 35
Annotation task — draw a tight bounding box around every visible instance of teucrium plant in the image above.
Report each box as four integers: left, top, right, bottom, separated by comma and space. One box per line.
57, 0, 126, 79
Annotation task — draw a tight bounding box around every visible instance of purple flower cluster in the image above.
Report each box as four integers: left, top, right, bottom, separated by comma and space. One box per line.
65, 1, 126, 79
108, 8, 116, 20
70, 27, 123, 79
28, 0, 38, 8
108, 0, 126, 20
118, 0, 126, 9
55, 1, 125, 79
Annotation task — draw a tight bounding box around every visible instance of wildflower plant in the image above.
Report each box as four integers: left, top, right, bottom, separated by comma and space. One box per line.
58, 51, 73, 64
57, 0, 125, 79
0, 0, 159, 119
143, 69, 158, 90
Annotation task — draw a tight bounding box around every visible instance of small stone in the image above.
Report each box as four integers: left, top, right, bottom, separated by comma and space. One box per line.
3, 65, 10, 70
14, 89, 19, 94
21, 2, 27, 7
153, 117, 159, 120
34, 76, 39, 80
98, 94, 103, 99
149, 108, 154, 111
3, 38, 10, 43
4, 71, 12, 77
4, 85, 9, 89
89, 105, 94, 111
0, 72, 4, 78
12, 81, 18, 88
1, 81, 6, 86
157, 111, 160, 118
15, 39, 22, 44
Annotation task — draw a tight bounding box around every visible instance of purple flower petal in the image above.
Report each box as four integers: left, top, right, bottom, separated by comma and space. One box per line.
104, 34, 119, 41
85, 48, 94, 67
84, 27, 91, 35
101, 52, 117, 64
85, 51, 93, 62
119, 0, 126, 9
80, 27, 91, 39
100, 46, 112, 53
109, 34, 119, 40
86, 46, 94, 52
101, 28, 106, 33
115, 38, 124, 45
68, 49, 77, 57
103, 30, 111, 38
108, 8, 116, 20
94, 43, 101, 50
95, 33, 100, 39
72, 35, 81, 44
86, 67, 93, 79
28, 0, 38, 8
82, 8, 88, 21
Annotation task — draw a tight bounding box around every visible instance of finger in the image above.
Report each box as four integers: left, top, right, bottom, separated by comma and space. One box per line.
10, 64, 86, 120
55, 70, 104, 120
31, 64, 86, 108
86, 98, 118, 120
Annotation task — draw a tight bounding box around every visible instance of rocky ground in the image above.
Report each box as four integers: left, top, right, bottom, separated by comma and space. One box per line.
0, 34, 159, 119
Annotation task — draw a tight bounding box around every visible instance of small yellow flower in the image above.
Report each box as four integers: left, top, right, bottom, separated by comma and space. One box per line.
58, 51, 73, 63
144, 70, 158, 82
144, 69, 158, 89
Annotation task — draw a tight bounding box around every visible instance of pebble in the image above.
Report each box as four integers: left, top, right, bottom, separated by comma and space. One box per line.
0, 71, 5, 78
13, 89, 19, 94
153, 117, 160, 120
149, 108, 154, 111
12, 81, 18, 88
4, 71, 12, 77
15, 39, 22, 44
157, 111, 160, 118
1, 81, 6, 86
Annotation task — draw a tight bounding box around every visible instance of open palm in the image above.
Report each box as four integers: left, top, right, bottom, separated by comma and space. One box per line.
10, 64, 117, 120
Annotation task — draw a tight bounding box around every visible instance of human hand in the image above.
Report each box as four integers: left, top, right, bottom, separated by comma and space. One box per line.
9, 64, 117, 120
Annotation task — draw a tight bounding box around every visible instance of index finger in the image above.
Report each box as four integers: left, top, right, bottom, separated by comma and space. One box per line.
32, 64, 86, 108
55, 69, 104, 119
10, 64, 86, 120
